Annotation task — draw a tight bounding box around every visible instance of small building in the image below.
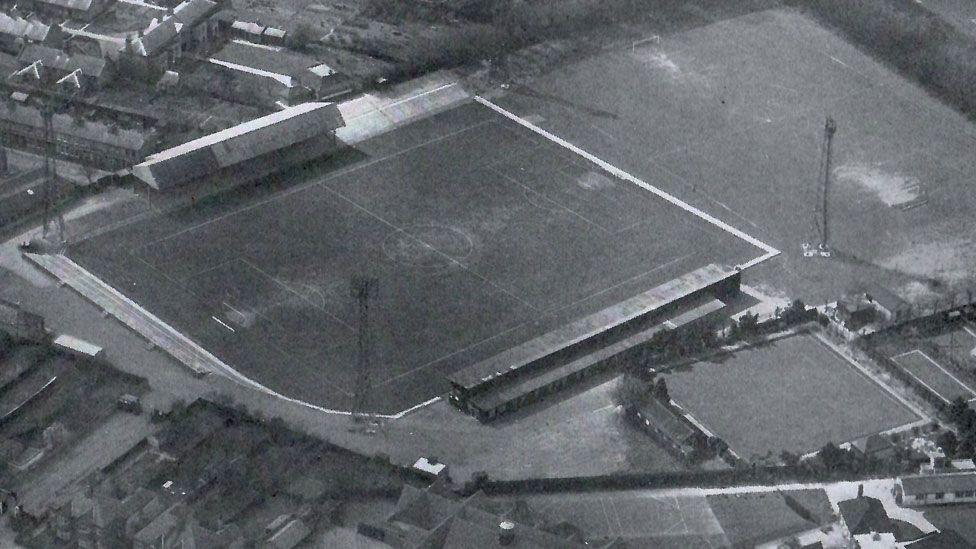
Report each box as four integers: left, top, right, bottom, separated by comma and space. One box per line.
54, 334, 104, 361
0, 299, 46, 341
896, 472, 976, 507
21, 0, 114, 22
634, 398, 706, 463
132, 101, 344, 192
847, 434, 899, 463
839, 496, 889, 536
412, 456, 449, 481
0, 12, 50, 54
202, 39, 352, 108
836, 294, 878, 331
864, 285, 909, 323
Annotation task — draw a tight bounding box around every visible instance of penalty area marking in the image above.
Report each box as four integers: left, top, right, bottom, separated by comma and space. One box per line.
473, 96, 780, 270
212, 316, 236, 333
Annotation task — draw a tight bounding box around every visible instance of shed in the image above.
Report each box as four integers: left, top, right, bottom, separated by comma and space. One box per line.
54, 334, 103, 359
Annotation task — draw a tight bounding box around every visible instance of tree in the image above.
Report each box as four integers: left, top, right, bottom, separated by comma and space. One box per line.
937, 430, 959, 457
612, 374, 649, 412
653, 378, 669, 401
780, 450, 801, 467
947, 397, 970, 424
819, 442, 853, 472
285, 22, 319, 52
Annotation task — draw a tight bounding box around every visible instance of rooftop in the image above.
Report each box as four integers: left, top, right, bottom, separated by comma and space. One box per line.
0, 12, 49, 42
449, 263, 735, 391
33, 0, 94, 10
0, 101, 148, 151
900, 472, 976, 496
132, 101, 344, 189
17, 44, 106, 77
637, 397, 698, 443
211, 39, 331, 80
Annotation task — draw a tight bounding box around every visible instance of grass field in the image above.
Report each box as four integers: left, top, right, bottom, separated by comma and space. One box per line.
928, 324, 976, 367
493, 7, 976, 301
664, 334, 919, 459
69, 102, 763, 414
891, 349, 976, 403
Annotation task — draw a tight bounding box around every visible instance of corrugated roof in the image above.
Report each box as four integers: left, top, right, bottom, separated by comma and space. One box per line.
212, 39, 322, 80
449, 263, 735, 390
133, 102, 344, 189
901, 472, 976, 496
54, 334, 102, 356
208, 57, 294, 87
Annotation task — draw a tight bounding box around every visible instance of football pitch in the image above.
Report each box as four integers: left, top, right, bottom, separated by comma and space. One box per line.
70, 101, 767, 414
665, 334, 920, 459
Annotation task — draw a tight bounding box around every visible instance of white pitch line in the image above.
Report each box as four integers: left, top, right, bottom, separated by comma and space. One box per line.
33, 254, 440, 420
473, 96, 781, 269
212, 316, 236, 333
828, 55, 850, 69
913, 349, 976, 397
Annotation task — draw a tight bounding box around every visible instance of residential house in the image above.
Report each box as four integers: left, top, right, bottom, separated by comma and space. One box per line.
52, 488, 125, 549
865, 285, 909, 323
21, 0, 114, 22
0, 299, 46, 341
847, 434, 899, 463
11, 43, 111, 93
896, 472, 976, 507
837, 494, 923, 542
0, 101, 152, 169
132, 101, 344, 191
0, 12, 50, 54
121, 0, 219, 77
358, 485, 598, 548
836, 294, 878, 332
132, 503, 187, 549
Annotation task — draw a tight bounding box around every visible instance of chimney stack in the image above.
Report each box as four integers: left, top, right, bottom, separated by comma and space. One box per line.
499, 521, 515, 546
